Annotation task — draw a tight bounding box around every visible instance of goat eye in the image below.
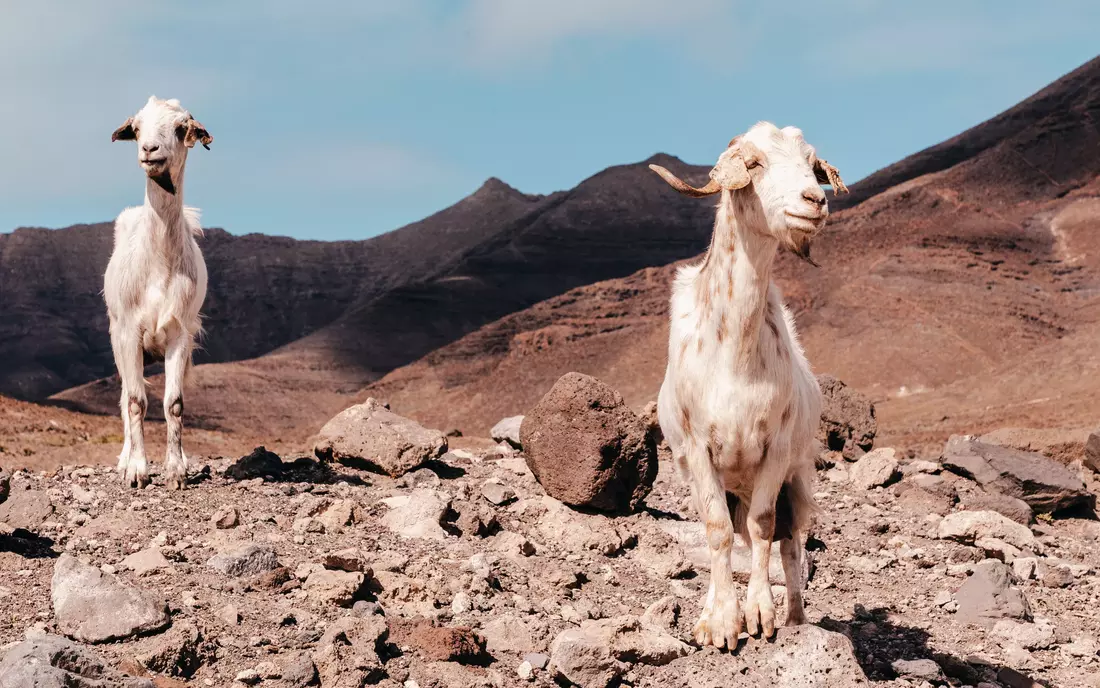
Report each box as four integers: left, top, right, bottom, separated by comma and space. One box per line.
745, 159, 762, 169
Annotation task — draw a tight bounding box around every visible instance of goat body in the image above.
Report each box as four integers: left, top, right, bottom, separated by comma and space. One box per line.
652, 122, 846, 648
105, 96, 212, 489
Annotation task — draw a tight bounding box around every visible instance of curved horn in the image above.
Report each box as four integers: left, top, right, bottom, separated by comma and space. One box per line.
648, 164, 723, 197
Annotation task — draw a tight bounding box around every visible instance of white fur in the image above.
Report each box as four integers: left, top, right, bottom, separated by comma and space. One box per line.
656, 122, 834, 647
104, 96, 210, 490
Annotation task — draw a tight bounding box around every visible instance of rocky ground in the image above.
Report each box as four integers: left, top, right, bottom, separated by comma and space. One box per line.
0, 383, 1098, 688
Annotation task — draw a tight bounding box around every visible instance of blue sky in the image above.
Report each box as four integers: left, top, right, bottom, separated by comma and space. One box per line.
1, 1, 1097, 240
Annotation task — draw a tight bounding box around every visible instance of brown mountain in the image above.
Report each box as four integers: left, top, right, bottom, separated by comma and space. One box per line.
0, 177, 548, 400
362, 56, 1100, 454
46, 156, 721, 434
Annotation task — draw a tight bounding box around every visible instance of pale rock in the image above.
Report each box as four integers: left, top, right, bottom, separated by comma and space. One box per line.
51, 554, 170, 644
121, 547, 172, 575
849, 448, 900, 490
937, 510, 1041, 553
381, 490, 450, 541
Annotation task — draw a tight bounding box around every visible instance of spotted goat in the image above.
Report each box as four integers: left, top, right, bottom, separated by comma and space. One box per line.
651, 122, 847, 648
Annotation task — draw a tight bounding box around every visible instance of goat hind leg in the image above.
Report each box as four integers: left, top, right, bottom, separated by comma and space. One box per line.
685, 446, 741, 650
780, 535, 807, 625
162, 331, 192, 490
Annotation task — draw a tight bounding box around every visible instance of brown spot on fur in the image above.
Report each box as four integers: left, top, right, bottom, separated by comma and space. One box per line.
705, 519, 732, 550
680, 406, 693, 435
781, 406, 792, 424
761, 436, 771, 463
765, 311, 780, 339
696, 339, 703, 354
716, 317, 727, 343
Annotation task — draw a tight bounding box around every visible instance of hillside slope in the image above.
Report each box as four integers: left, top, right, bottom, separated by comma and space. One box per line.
0, 179, 547, 401
363, 57, 1100, 450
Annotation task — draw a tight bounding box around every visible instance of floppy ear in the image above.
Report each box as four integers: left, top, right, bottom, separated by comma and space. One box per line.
183, 119, 213, 150
709, 144, 750, 191
814, 158, 848, 195
111, 118, 136, 142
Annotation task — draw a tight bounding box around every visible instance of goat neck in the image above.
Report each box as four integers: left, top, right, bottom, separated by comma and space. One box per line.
696, 189, 779, 367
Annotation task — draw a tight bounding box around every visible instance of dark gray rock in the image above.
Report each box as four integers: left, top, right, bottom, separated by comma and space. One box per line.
956, 560, 1032, 628
942, 435, 1092, 513
314, 398, 448, 477
817, 374, 877, 461
961, 491, 1034, 525
207, 543, 281, 577
0, 467, 9, 505
0, 633, 155, 688
51, 554, 170, 644
224, 447, 283, 481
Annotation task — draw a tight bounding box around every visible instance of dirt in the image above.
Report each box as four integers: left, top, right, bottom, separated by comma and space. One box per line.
0, 433, 1097, 687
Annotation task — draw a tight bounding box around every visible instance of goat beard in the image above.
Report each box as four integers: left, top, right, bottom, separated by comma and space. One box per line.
148, 170, 176, 195
785, 232, 819, 267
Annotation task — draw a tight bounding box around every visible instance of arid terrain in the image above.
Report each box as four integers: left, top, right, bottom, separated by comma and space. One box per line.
0, 56, 1098, 688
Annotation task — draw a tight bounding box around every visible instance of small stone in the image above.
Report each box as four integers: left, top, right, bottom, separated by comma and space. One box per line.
218, 604, 241, 626
235, 668, 261, 685
481, 480, 517, 506
491, 416, 525, 450
524, 652, 550, 670
303, 569, 369, 607
937, 510, 1040, 553
992, 619, 1055, 650
208, 543, 281, 577
1012, 557, 1038, 581
892, 658, 945, 681
322, 548, 369, 573
381, 490, 450, 540
211, 506, 240, 529
904, 460, 941, 475
1039, 563, 1075, 588
517, 660, 535, 680
962, 491, 1033, 525
849, 448, 900, 490
933, 590, 953, 607
451, 592, 473, 614
955, 560, 1032, 628
121, 548, 172, 575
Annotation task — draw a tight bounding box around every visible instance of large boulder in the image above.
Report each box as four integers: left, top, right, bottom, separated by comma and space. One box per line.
51, 554, 170, 644
956, 560, 1032, 628
0, 633, 155, 688
942, 435, 1092, 514
0, 486, 53, 530
521, 373, 657, 513
817, 375, 876, 460
314, 398, 447, 477
639, 625, 869, 688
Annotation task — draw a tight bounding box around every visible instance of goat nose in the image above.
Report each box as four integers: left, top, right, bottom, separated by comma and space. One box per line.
142, 143, 160, 153
802, 186, 826, 206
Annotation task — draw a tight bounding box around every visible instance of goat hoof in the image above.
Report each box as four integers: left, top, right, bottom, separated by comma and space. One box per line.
165, 476, 185, 491
693, 596, 741, 650
743, 586, 776, 638
785, 607, 807, 627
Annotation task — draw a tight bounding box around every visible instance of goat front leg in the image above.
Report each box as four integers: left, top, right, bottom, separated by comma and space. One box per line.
686, 445, 741, 649
162, 331, 192, 490
744, 471, 784, 638
111, 325, 149, 488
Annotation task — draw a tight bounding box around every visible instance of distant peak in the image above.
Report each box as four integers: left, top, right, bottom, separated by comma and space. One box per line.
643, 153, 685, 166
470, 177, 542, 203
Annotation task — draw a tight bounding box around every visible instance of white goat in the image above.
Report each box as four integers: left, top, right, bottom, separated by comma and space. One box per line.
651, 122, 847, 648
105, 96, 213, 490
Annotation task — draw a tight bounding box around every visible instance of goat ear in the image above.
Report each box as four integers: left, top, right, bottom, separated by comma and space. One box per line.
184, 119, 213, 150
814, 158, 848, 195
710, 145, 750, 191
111, 118, 136, 142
